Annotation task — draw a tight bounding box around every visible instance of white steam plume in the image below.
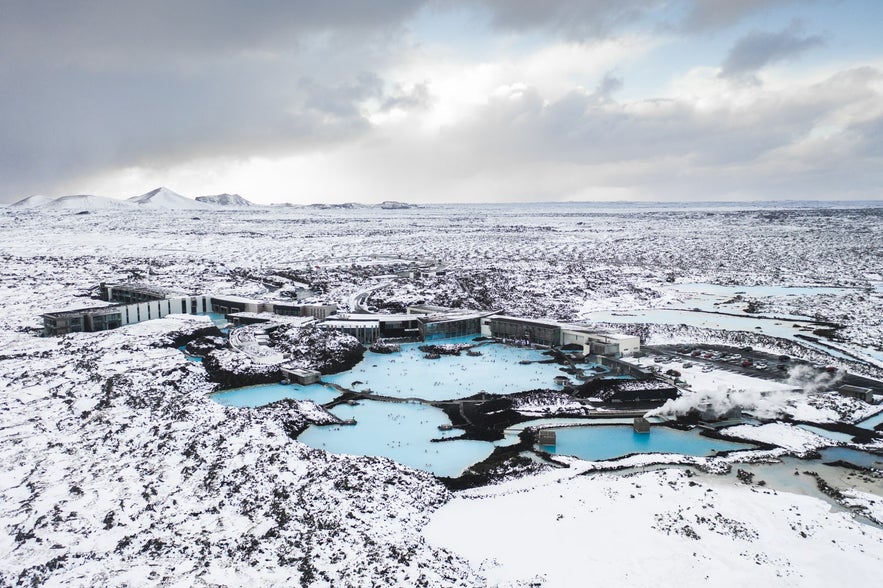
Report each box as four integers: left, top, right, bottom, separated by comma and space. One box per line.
646, 364, 843, 420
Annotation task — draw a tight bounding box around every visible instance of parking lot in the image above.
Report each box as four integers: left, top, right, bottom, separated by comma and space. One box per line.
643, 343, 883, 392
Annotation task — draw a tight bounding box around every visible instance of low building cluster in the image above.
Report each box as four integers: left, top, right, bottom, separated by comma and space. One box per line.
42, 282, 640, 357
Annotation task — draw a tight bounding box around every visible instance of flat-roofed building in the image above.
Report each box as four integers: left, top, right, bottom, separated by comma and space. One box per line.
417, 312, 488, 340
210, 294, 266, 315
42, 293, 213, 336
226, 312, 316, 328
587, 333, 641, 357
318, 319, 380, 344
101, 282, 179, 304
281, 367, 322, 385
272, 302, 337, 320
488, 316, 562, 346
839, 384, 874, 403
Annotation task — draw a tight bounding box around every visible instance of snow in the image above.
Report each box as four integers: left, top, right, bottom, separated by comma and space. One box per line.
6, 194, 53, 208
840, 489, 883, 525
127, 187, 212, 209
424, 468, 883, 587
195, 193, 258, 207
1, 202, 881, 585
720, 423, 834, 453
44, 194, 135, 210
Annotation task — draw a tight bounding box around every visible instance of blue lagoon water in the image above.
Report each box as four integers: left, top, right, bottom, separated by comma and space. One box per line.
819, 447, 883, 469
538, 425, 754, 461
857, 410, 883, 431
322, 338, 571, 400
796, 424, 856, 444
212, 383, 339, 407
298, 400, 496, 477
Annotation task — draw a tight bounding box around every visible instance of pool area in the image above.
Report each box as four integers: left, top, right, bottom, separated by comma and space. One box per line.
582, 307, 859, 361
212, 382, 339, 407
819, 447, 883, 469
857, 410, 883, 431
297, 399, 497, 477
796, 424, 857, 444
321, 337, 573, 401
205, 334, 881, 479
537, 425, 754, 461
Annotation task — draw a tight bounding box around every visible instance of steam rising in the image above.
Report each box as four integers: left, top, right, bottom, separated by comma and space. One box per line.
646, 364, 843, 420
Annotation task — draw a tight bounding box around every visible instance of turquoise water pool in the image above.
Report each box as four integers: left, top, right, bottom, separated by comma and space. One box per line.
819, 447, 883, 469
857, 410, 883, 431
321, 337, 571, 400
537, 425, 754, 461
212, 383, 339, 407
298, 399, 497, 477
796, 424, 856, 444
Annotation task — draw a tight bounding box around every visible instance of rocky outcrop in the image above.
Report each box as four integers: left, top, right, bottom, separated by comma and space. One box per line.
203, 348, 281, 388
184, 335, 226, 357
271, 326, 365, 374
369, 340, 401, 354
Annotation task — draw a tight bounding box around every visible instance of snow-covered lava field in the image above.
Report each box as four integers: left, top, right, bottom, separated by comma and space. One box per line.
2, 201, 883, 586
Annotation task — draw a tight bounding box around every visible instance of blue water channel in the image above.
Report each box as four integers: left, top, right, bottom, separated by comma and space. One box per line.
857, 410, 883, 431
212, 383, 338, 407
819, 447, 883, 469
537, 425, 754, 461
298, 400, 497, 478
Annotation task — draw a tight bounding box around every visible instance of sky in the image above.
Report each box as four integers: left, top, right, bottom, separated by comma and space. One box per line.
2, 0, 882, 205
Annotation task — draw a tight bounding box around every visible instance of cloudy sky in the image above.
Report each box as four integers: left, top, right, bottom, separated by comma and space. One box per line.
2, 0, 882, 204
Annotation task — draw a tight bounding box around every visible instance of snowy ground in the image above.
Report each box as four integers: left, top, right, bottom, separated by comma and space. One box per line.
424, 467, 883, 587
1, 203, 881, 585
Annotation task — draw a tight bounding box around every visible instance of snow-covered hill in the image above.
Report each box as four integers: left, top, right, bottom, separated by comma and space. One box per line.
128, 187, 212, 209
195, 193, 257, 207
7, 194, 53, 208
44, 194, 135, 210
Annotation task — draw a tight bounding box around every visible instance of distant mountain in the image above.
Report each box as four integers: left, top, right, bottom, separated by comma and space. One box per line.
128, 187, 210, 209
195, 193, 257, 207
8, 195, 53, 208
8, 194, 133, 210
45, 194, 134, 210
377, 200, 419, 210
306, 202, 369, 209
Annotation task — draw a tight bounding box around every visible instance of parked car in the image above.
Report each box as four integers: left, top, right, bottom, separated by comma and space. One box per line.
742, 360, 753, 367
755, 363, 768, 370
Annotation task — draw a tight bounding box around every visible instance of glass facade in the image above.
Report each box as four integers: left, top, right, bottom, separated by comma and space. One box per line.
419, 317, 481, 340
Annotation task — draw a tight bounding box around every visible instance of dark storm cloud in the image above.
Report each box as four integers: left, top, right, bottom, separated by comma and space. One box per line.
471, 0, 663, 39
0, 1, 423, 66
678, 0, 804, 32
720, 25, 825, 79
466, 0, 791, 39
0, 1, 428, 201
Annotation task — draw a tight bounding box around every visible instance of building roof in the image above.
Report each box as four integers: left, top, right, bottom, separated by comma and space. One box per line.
42, 304, 123, 318
227, 312, 316, 326
488, 314, 563, 328
418, 311, 495, 324
333, 313, 415, 323
320, 320, 380, 329
210, 294, 264, 304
